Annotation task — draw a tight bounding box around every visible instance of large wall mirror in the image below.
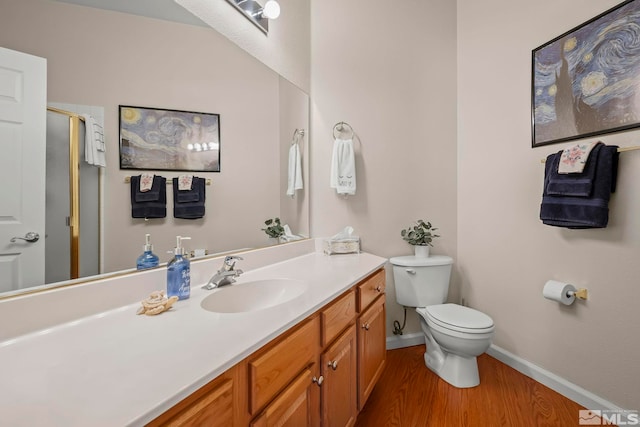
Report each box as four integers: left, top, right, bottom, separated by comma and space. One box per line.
0, 0, 310, 297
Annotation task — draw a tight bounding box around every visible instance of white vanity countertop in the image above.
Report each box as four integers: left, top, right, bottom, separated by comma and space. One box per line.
0, 251, 387, 427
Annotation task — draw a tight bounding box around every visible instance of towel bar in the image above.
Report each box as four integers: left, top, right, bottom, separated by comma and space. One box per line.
540, 144, 640, 163
124, 176, 212, 185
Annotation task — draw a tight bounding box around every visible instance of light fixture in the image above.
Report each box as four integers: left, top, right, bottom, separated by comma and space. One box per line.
262, 0, 280, 19
225, 0, 279, 34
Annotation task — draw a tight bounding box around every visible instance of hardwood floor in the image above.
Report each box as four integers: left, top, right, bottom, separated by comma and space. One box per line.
354, 345, 585, 427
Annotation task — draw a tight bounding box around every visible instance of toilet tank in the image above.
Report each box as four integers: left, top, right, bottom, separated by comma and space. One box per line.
389, 255, 453, 307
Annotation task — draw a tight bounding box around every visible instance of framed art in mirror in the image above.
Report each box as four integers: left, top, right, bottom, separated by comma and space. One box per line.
531, 0, 640, 147
119, 105, 221, 172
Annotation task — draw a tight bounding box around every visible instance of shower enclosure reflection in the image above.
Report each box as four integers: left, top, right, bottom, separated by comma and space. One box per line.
45, 106, 101, 284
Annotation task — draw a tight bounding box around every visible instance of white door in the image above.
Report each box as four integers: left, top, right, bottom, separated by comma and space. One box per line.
0, 47, 46, 292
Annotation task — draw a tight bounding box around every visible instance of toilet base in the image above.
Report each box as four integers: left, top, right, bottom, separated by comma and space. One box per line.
424, 349, 480, 388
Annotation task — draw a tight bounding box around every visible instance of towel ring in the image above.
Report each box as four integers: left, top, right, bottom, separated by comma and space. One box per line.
333, 121, 354, 140
292, 128, 305, 145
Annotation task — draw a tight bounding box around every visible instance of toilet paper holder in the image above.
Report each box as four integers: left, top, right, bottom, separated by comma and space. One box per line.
543, 280, 589, 305
568, 287, 588, 300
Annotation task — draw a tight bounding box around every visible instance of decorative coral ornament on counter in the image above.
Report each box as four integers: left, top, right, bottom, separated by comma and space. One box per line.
136, 290, 179, 316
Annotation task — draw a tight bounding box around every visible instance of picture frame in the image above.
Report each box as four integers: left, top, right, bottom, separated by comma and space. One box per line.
119, 105, 221, 172
531, 0, 640, 147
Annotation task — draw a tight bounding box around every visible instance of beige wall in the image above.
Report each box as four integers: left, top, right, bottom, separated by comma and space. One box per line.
310, 0, 458, 338
279, 77, 310, 237
458, 0, 640, 409
1, 0, 284, 272
176, 0, 310, 93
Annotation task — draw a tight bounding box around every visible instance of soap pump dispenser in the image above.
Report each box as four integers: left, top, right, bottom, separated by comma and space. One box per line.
136, 234, 160, 270
167, 236, 192, 300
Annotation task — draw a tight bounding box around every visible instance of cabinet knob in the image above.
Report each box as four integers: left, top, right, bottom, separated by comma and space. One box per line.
362, 323, 370, 331
375, 285, 383, 293
312, 375, 324, 386
328, 360, 338, 370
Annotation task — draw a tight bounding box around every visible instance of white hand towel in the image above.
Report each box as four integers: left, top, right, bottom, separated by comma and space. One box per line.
81, 114, 106, 167
178, 174, 193, 190
140, 173, 154, 192
330, 138, 356, 195
286, 142, 303, 197
558, 141, 598, 174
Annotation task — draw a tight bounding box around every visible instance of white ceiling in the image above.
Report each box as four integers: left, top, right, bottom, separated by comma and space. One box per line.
52, 0, 207, 27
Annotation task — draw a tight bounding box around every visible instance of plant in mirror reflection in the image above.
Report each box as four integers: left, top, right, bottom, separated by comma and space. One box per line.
262, 217, 285, 238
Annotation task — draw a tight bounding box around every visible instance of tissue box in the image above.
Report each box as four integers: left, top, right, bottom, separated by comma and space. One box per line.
323, 238, 360, 255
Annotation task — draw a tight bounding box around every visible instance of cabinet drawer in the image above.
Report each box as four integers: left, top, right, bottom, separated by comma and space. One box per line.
249, 316, 320, 415
357, 269, 385, 312
321, 290, 356, 347
147, 368, 235, 427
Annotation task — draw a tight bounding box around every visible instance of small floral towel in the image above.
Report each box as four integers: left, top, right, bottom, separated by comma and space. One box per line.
178, 175, 193, 191
139, 173, 154, 192
558, 141, 598, 174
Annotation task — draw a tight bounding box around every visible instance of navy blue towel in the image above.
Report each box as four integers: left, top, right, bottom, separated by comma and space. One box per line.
173, 177, 206, 219
540, 144, 618, 229
130, 175, 167, 218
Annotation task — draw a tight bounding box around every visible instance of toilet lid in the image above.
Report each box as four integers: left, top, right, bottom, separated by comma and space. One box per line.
422, 304, 494, 332
389, 255, 453, 267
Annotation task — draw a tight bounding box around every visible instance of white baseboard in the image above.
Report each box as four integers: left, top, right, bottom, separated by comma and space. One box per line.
386, 332, 425, 350
386, 337, 626, 413
487, 344, 625, 412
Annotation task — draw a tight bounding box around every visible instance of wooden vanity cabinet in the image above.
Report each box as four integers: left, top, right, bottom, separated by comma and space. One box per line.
148, 268, 386, 427
357, 270, 386, 410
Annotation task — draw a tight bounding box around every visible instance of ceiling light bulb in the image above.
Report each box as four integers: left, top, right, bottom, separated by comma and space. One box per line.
262, 0, 280, 19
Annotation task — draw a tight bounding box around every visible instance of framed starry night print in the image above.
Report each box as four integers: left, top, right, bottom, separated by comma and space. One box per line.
531, 0, 640, 147
119, 105, 221, 172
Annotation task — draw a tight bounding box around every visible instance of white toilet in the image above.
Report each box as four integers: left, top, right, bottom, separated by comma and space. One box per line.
390, 255, 494, 388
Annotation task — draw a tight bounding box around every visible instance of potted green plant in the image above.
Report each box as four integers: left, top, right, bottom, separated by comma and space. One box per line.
400, 220, 440, 257
262, 217, 285, 244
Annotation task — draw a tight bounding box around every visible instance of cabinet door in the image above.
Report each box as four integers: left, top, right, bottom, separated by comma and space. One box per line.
251, 368, 315, 427
321, 325, 357, 427
357, 296, 386, 411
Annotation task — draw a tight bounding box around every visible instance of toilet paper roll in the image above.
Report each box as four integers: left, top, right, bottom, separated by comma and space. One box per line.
543, 280, 576, 305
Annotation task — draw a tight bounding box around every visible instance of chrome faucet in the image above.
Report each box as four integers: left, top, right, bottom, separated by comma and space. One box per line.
202, 256, 244, 290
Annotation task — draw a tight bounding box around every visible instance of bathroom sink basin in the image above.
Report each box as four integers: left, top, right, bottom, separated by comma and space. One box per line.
200, 278, 307, 313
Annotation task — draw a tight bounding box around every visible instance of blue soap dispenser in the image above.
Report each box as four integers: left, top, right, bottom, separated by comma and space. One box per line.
136, 234, 160, 270
167, 236, 191, 300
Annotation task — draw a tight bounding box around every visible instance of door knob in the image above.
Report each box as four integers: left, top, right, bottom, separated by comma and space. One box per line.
10, 232, 40, 243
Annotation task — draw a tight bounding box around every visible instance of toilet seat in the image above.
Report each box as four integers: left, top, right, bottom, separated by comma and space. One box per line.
417, 304, 494, 334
